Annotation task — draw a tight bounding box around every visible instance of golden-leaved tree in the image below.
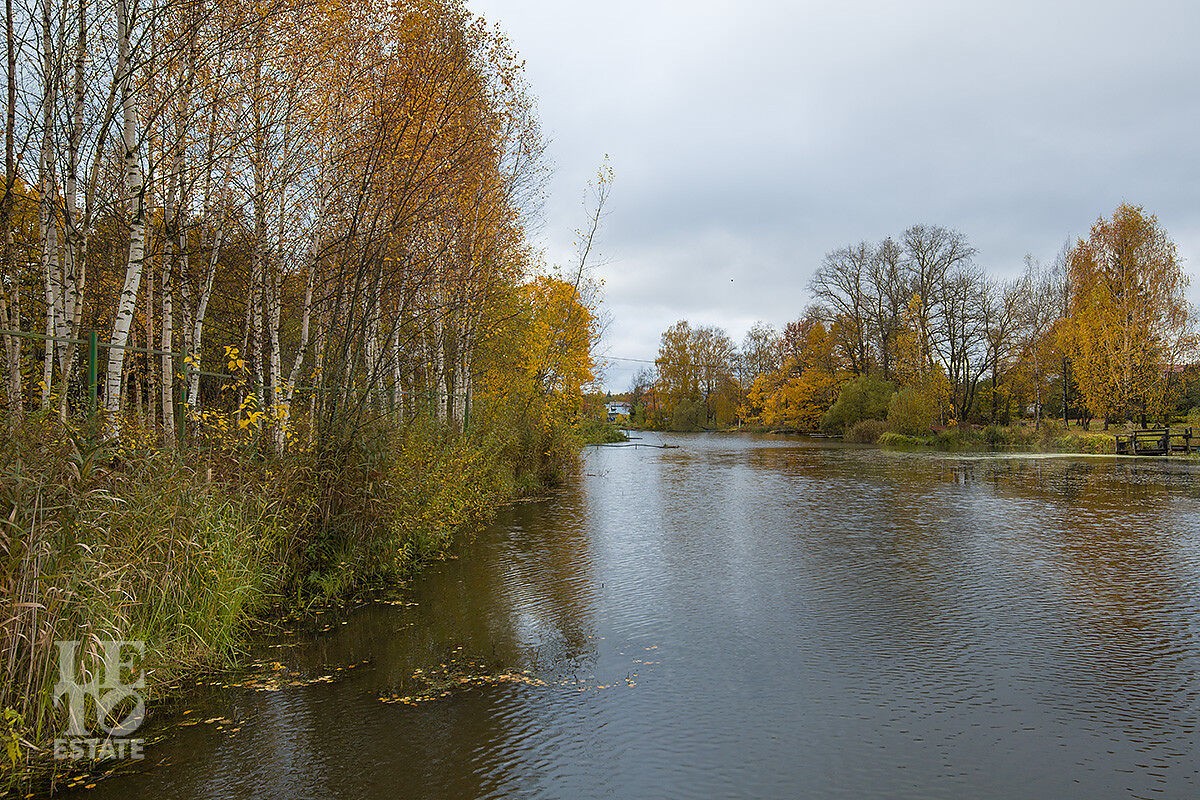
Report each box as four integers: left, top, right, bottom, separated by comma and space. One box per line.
745, 312, 845, 430
653, 321, 740, 429
1065, 204, 1195, 424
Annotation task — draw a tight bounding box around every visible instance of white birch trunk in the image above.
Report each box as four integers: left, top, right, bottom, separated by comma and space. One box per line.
0, 286, 15, 413
285, 243, 317, 409
144, 240, 156, 431
455, 334, 472, 430
40, 255, 54, 408
105, 0, 147, 423
433, 314, 446, 424
55, 0, 87, 421
364, 264, 383, 411
390, 313, 406, 418
160, 52, 194, 438
2, 0, 20, 414
186, 223, 221, 408
160, 248, 174, 439
249, 243, 264, 412
38, 0, 57, 409
268, 265, 283, 452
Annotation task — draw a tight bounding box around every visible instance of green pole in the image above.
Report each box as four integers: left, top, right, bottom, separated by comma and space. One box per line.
177, 370, 187, 446
87, 330, 99, 414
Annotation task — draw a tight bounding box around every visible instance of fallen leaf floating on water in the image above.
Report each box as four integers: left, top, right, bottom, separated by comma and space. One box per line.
221, 659, 370, 692
381, 656, 649, 706
380, 671, 549, 706
379, 659, 550, 706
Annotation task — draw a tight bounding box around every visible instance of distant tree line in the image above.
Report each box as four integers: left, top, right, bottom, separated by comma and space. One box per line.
633, 205, 1197, 436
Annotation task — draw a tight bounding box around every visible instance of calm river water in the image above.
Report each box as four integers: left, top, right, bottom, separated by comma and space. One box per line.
73, 434, 1200, 799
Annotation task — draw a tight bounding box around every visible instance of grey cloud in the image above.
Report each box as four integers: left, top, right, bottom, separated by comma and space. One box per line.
472, 0, 1200, 390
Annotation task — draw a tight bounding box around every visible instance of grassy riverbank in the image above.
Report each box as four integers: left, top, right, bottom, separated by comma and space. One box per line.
875, 423, 1116, 454
0, 410, 583, 791
623, 418, 1120, 455
576, 419, 629, 444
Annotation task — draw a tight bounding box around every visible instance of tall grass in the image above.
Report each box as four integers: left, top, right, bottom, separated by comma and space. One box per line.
1, 401, 577, 789
0, 414, 306, 780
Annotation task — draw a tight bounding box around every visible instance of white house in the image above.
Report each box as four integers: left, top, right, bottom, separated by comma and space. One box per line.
605, 401, 632, 421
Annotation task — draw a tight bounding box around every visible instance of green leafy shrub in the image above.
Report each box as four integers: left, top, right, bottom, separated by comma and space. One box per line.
822, 374, 896, 434
929, 427, 986, 450
576, 418, 629, 444
887, 386, 937, 436
877, 432, 921, 448
668, 398, 707, 431
845, 418, 889, 443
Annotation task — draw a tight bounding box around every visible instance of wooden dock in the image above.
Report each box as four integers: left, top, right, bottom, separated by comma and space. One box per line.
1114, 427, 1196, 456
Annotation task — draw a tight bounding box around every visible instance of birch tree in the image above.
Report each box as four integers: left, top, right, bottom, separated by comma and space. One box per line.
104, 0, 148, 421
0, 0, 20, 414
1066, 204, 1195, 425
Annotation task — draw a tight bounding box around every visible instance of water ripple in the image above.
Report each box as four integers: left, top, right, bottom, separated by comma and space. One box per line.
78, 435, 1200, 800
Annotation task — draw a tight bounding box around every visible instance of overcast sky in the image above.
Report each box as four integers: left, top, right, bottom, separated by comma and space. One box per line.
469, 0, 1200, 392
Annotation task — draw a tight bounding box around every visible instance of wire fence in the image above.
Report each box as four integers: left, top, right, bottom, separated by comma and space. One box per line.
0, 327, 440, 434
0, 327, 232, 413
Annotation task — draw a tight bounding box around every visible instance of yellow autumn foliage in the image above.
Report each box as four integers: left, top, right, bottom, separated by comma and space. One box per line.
1065, 204, 1195, 422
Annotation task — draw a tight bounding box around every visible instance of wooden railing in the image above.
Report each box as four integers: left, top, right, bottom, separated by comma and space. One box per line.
1114, 427, 1195, 456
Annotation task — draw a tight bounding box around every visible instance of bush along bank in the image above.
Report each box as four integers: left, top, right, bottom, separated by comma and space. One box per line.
821, 375, 1119, 454
576, 418, 630, 444
0, 407, 585, 792
874, 423, 1116, 453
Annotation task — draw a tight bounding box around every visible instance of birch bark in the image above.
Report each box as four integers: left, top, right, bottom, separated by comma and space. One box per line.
105, 0, 148, 424
0, 0, 18, 414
